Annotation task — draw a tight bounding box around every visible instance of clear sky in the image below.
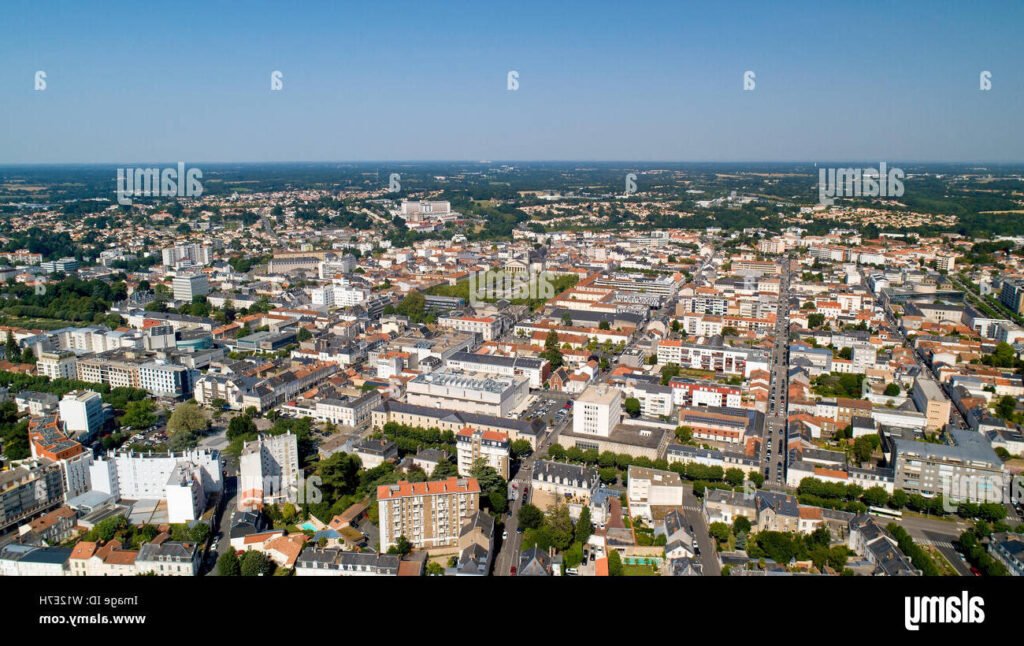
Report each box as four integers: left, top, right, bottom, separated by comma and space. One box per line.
1, 0, 1021, 164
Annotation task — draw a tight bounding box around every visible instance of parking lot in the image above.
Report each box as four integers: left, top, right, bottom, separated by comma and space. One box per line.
520, 394, 572, 428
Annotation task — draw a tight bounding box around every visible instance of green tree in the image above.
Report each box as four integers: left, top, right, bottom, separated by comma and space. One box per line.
4, 332, 19, 362
510, 439, 533, 459
599, 466, 618, 484
708, 521, 731, 545
470, 460, 508, 513
674, 426, 693, 443
545, 504, 574, 551
861, 486, 890, 508
167, 400, 208, 449
748, 471, 765, 488
227, 414, 257, 440
431, 458, 458, 479
607, 550, 623, 576
541, 329, 564, 368
624, 397, 641, 418
575, 507, 594, 545
725, 468, 745, 487
733, 515, 752, 535
883, 383, 901, 397
388, 535, 413, 556
995, 395, 1017, 420
239, 550, 274, 576
426, 561, 445, 576
660, 362, 681, 385
217, 550, 240, 576
563, 542, 584, 569
852, 436, 875, 463
121, 399, 157, 428
518, 504, 544, 530
889, 489, 909, 509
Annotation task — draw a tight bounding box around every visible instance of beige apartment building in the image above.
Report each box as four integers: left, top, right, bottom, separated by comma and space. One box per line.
456, 427, 510, 479
377, 477, 480, 552
910, 377, 951, 432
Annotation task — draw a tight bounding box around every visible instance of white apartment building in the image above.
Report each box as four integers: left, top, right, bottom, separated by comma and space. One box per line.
438, 315, 502, 342
573, 384, 623, 438
139, 361, 197, 398
312, 391, 382, 431
58, 390, 106, 437
89, 449, 222, 523
238, 432, 300, 512
627, 465, 684, 521
172, 273, 210, 301
456, 427, 510, 479
310, 279, 369, 308
36, 351, 77, 380
162, 243, 211, 268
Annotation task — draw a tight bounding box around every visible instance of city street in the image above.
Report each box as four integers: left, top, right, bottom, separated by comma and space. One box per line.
760, 262, 791, 487
492, 407, 567, 576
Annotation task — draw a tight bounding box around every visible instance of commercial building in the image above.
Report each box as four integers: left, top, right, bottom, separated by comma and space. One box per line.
446, 351, 548, 389
311, 391, 381, 431
678, 406, 762, 445
372, 400, 542, 448
406, 369, 529, 418
656, 341, 769, 377
891, 429, 1005, 501
36, 351, 77, 380
999, 279, 1024, 315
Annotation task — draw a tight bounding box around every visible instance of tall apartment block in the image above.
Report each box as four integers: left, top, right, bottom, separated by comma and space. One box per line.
377, 477, 480, 551
456, 427, 510, 479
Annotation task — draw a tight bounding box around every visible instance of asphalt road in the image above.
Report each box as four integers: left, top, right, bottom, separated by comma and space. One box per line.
760, 265, 791, 486
204, 474, 237, 576
682, 484, 721, 575
492, 409, 568, 576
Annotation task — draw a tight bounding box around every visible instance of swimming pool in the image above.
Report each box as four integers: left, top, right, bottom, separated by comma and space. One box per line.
624, 557, 662, 566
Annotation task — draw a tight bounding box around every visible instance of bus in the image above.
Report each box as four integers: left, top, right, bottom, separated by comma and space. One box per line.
868, 506, 903, 520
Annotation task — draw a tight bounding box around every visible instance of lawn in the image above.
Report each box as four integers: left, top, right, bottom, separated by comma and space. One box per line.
621, 564, 660, 577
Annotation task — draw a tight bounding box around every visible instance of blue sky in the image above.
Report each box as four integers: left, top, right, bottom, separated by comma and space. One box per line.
0, 0, 1021, 163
